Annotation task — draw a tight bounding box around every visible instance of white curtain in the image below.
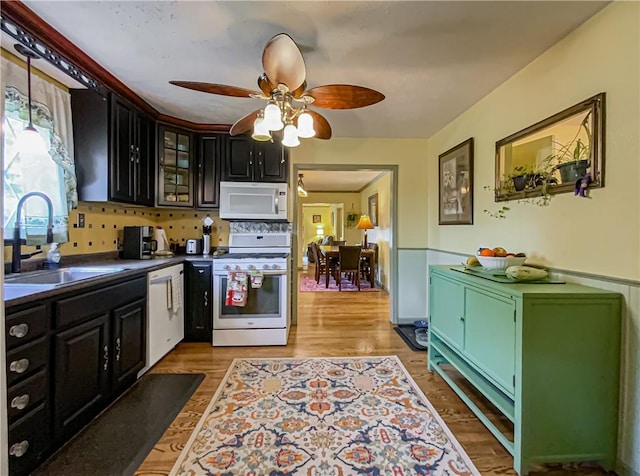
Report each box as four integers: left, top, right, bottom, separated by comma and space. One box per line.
1, 56, 77, 244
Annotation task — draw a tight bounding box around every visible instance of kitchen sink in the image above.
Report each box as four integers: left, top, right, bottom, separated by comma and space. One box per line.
4, 266, 125, 287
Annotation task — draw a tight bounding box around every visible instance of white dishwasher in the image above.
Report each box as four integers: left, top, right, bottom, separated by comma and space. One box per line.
139, 263, 184, 376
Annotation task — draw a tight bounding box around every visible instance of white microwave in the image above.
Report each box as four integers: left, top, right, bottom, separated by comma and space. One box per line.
219, 181, 288, 220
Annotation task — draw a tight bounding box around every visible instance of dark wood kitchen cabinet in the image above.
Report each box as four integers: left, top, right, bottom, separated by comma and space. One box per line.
5, 305, 51, 476
222, 135, 288, 182
196, 135, 223, 209
184, 261, 212, 341
52, 277, 146, 441
5, 275, 147, 476
70, 89, 155, 206
158, 125, 194, 206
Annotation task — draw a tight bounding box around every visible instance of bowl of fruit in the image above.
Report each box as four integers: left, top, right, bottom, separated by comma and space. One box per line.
476, 247, 526, 271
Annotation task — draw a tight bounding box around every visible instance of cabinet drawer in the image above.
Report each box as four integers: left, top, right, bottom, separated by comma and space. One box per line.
55, 277, 146, 328
7, 369, 47, 423
6, 337, 47, 387
8, 404, 49, 476
6, 305, 48, 350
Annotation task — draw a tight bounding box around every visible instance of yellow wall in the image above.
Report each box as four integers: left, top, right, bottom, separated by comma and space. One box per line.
301, 205, 334, 247
360, 173, 391, 289
292, 138, 428, 248
426, 2, 640, 281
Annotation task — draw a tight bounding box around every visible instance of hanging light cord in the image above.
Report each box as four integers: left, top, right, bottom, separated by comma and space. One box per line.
26, 55, 34, 128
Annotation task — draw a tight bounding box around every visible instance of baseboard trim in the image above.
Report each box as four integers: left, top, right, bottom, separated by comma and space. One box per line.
617, 460, 640, 476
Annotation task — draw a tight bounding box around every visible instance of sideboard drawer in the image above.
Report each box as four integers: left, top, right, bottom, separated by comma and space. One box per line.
6, 337, 47, 387
6, 305, 48, 350
7, 369, 47, 423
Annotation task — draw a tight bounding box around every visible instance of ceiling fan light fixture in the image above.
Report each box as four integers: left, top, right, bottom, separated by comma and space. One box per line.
282, 123, 300, 148
297, 111, 315, 139
264, 103, 284, 131
251, 114, 272, 141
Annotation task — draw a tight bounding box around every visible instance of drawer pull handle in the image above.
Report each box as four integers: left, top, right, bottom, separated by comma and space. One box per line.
11, 394, 30, 410
204, 290, 208, 307
116, 338, 121, 362
9, 323, 29, 338
103, 345, 109, 371
9, 440, 29, 458
9, 358, 29, 374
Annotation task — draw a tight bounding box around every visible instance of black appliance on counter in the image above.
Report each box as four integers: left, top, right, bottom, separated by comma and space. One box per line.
122, 226, 156, 259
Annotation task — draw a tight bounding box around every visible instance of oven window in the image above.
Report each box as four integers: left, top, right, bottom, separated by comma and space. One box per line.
219, 275, 281, 317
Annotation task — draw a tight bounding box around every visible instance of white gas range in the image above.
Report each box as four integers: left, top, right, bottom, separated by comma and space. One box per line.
211, 230, 291, 346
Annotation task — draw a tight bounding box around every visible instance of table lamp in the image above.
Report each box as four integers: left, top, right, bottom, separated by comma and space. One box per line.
356, 215, 374, 248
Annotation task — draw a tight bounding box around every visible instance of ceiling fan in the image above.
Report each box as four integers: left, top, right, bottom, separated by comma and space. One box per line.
169, 33, 385, 147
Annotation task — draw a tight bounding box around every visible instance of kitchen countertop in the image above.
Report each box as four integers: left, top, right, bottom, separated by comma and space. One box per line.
4, 256, 186, 308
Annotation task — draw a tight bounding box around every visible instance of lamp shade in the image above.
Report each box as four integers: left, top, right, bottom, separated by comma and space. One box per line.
251, 115, 271, 141
356, 215, 374, 230
17, 125, 47, 157
297, 111, 315, 138
282, 124, 300, 148
264, 103, 284, 131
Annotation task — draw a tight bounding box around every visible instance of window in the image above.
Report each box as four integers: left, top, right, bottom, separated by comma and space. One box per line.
2, 56, 78, 244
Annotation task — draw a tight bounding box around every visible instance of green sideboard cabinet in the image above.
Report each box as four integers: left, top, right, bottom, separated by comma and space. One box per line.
427, 266, 621, 475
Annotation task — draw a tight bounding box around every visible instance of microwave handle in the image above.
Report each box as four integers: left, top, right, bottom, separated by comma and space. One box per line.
274, 193, 279, 214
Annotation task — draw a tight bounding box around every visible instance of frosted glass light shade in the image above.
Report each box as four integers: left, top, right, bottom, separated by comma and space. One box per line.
16, 125, 47, 157
251, 116, 271, 141
297, 111, 315, 138
264, 103, 284, 131
282, 124, 300, 147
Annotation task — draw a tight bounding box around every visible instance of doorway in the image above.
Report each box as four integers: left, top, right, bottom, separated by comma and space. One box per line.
291, 164, 398, 326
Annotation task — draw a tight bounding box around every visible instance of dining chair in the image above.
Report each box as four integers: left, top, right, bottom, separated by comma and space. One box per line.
337, 245, 362, 291
333, 240, 346, 246
311, 242, 335, 284
361, 242, 378, 283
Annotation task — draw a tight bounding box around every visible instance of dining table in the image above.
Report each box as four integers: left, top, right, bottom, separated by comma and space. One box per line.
319, 245, 376, 288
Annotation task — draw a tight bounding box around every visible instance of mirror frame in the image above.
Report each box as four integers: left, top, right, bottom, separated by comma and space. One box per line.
494, 92, 605, 202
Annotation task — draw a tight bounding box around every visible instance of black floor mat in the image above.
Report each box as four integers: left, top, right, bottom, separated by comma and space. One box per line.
34, 373, 205, 476
394, 325, 427, 351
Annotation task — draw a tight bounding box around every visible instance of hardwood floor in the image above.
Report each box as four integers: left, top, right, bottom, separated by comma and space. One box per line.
136, 267, 606, 476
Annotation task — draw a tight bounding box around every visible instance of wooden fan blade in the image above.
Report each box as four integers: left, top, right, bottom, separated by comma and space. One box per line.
306, 110, 332, 139
262, 33, 306, 91
292, 80, 307, 99
306, 85, 385, 109
257, 73, 275, 96
170, 81, 259, 98
230, 109, 262, 136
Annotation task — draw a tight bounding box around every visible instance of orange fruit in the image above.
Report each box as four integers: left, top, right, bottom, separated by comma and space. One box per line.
480, 248, 495, 257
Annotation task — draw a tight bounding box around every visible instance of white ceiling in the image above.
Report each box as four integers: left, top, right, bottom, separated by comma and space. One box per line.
18, 1, 607, 139
299, 170, 385, 192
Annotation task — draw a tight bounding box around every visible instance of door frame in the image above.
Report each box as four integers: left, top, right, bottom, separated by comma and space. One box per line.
291, 164, 399, 325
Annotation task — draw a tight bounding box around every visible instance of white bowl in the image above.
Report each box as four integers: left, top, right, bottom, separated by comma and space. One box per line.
477, 256, 526, 270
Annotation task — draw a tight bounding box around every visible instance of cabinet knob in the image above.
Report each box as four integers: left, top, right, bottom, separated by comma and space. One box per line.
9, 323, 29, 338
9, 441, 29, 458
9, 358, 29, 374
11, 394, 30, 410
459, 316, 465, 322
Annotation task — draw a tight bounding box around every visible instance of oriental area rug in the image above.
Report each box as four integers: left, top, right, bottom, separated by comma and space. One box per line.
299, 274, 380, 292
170, 356, 479, 475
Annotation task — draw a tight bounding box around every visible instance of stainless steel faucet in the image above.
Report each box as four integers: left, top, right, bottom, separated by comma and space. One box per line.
12, 192, 54, 273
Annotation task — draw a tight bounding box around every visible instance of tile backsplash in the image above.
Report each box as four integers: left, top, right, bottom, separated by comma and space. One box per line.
4, 202, 230, 262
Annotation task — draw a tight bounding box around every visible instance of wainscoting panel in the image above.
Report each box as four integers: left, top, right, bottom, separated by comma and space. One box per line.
397, 249, 428, 324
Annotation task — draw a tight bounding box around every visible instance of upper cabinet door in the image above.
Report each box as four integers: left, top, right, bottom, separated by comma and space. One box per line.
157, 126, 194, 207
256, 141, 288, 183
110, 96, 135, 202
223, 136, 254, 181
134, 114, 155, 206
197, 135, 222, 208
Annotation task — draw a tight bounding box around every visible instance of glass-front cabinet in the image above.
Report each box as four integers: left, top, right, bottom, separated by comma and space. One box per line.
158, 125, 193, 206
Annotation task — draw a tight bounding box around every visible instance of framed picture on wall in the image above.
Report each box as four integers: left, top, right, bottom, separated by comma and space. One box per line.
312, 214, 322, 223
438, 137, 474, 225
368, 193, 378, 226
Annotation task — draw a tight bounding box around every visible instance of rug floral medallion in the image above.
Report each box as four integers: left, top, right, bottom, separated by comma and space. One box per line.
170, 356, 479, 476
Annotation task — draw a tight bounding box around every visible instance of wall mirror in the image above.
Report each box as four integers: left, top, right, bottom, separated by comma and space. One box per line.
494, 92, 605, 202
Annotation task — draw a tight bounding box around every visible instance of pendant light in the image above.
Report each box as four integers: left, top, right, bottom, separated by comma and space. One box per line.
297, 174, 308, 197
14, 44, 47, 157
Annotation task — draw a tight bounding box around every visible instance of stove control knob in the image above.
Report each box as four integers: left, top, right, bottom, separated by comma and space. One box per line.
248, 265, 255, 270
235, 265, 241, 271
271, 264, 280, 270
263, 264, 270, 270
223, 265, 230, 271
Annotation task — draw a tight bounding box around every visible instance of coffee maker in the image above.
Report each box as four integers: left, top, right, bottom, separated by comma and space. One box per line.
122, 226, 156, 259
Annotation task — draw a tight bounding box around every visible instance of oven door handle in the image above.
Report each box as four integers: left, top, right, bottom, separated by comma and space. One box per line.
215, 270, 286, 276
